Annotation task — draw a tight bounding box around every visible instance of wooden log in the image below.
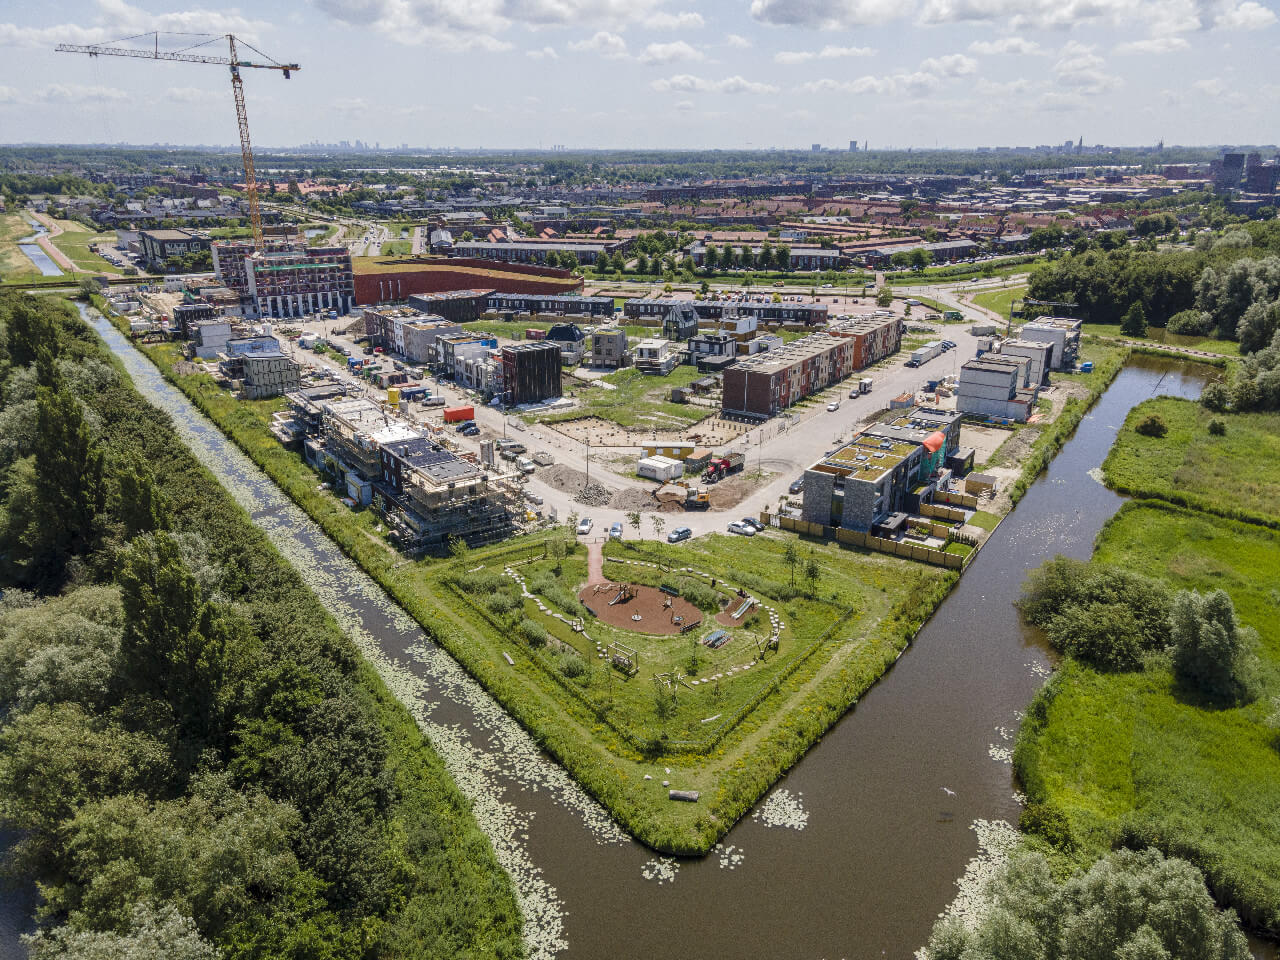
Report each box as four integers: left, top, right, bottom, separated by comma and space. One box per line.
502, 652, 514, 666
669, 789, 700, 803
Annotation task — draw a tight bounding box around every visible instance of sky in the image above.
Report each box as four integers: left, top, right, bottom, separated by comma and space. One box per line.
1, 0, 1277, 151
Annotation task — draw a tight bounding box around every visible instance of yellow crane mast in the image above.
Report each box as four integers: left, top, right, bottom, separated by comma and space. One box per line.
56, 32, 300, 247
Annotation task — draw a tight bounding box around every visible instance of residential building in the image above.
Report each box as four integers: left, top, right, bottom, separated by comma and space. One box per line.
138, 228, 211, 269
451, 240, 612, 264
435, 334, 497, 375
212, 241, 355, 319
486, 292, 614, 317
501, 342, 562, 405
801, 407, 961, 532
999, 338, 1054, 386
190, 319, 233, 359
694, 299, 829, 326
956, 357, 1037, 421
545, 322, 587, 364
1019, 316, 1082, 370
237, 353, 302, 400
173, 301, 214, 337
404, 288, 492, 323
225, 335, 284, 357
662, 301, 700, 341
319, 397, 422, 489
632, 338, 679, 375
363, 307, 462, 363
689, 331, 737, 362
826, 316, 903, 368
591, 327, 628, 368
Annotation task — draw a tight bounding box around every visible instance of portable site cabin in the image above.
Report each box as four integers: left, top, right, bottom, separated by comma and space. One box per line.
637, 455, 685, 482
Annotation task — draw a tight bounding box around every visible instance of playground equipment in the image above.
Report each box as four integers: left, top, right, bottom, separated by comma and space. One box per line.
753, 634, 781, 660
730, 596, 755, 620
609, 640, 639, 677
608, 583, 635, 606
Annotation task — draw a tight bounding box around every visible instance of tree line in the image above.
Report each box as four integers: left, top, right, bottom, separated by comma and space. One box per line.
0, 294, 523, 958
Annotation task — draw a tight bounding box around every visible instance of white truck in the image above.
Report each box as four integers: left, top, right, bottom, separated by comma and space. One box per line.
516, 457, 536, 475
906, 341, 943, 368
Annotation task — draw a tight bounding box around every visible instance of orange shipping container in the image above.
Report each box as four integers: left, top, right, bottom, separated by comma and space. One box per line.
443, 405, 475, 422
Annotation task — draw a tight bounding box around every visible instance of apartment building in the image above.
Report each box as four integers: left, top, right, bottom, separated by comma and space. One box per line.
139, 228, 211, 269
590, 327, 628, 368
632, 338, 679, 375
212, 241, 355, 319
486, 292, 615, 317
956, 356, 1037, 422
501, 342, 563, 405
1019, 316, 1082, 370
363, 306, 463, 363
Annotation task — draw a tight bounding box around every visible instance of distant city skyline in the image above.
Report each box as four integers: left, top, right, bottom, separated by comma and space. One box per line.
1, 0, 1277, 150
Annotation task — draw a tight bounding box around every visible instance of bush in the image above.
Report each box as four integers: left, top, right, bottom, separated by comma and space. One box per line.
519, 617, 548, 648
1019, 802, 1074, 852
1208, 419, 1227, 436
556, 652, 586, 679
675, 576, 720, 611
1135, 414, 1168, 438
1168, 309, 1214, 336
1171, 590, 1259, 704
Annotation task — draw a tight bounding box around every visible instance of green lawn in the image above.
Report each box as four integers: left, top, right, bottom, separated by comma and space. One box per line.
0, 212, 46, 281
380, 239, 412, 256
971, 284, 1027, 322
884, 259, 1039, 283
534, 365, 710, 428
1103, 397, 1280, 526
1015, 502, 1280, 935
1082, 321, 1241, 356
49, 225, 124, 275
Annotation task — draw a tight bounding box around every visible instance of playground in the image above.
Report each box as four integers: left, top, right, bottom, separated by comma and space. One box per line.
578, 581, 703, 636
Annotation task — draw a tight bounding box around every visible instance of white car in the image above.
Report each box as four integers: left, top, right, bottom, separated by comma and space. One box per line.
827, 400, 841, 412
727, 521, 756, 537
576, 517, 593, 535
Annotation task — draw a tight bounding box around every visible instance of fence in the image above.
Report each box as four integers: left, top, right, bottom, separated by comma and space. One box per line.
933, 489, 980, 509
919, 501, 968, 523
766, 513, 966, 571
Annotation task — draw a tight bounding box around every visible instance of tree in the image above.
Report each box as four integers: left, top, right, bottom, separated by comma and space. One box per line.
547, 537, 566, 574
1135, 414, 1167, 437
650, 515, 665, 541
1237, 299, 1280, 354
1171, 589, 1258, 704
876, 287, 894, 308
783, 540, 799, 588
448, 535, 470, 558
1121, 302, 1148, 337
908, 248, 930, 272
703, 245, 719, 272
803, 554, 821, 598
114, 454, 168, 540
776, 245, 791, 271
24, 901, 218, 960
627, 510, 642, 538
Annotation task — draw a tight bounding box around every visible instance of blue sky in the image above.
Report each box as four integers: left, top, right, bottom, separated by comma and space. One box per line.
1, 0, 1277, 149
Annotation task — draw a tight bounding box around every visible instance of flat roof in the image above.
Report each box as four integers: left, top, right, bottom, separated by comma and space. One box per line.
816, 433, 919, 484
383, 436, 478, 484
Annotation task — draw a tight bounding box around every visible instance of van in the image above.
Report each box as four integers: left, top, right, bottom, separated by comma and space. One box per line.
516, 457, 535, 475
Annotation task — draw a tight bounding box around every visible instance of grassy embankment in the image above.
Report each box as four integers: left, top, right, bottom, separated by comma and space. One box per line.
1015, 501, 1280, 936
46, 218, 123, 274
96, 301, 957, 853
970, 284, 1027, 321
1103, 397, 1280, 528
68, 297, 525, 956
0, 211, 42, 281
883, 258, 1039, 283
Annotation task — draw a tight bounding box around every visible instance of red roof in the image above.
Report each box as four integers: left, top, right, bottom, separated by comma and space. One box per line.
923, 431, 945, 453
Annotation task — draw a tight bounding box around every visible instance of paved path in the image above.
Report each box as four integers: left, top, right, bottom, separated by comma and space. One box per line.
586, 540, 607, 585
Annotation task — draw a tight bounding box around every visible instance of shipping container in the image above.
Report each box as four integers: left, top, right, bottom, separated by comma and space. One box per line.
443, 405, 475, 423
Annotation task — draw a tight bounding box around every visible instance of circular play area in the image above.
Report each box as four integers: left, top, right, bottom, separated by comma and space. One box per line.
578, 581, 704, 636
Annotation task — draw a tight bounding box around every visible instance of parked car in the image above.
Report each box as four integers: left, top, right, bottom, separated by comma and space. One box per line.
826, 400, 841, 412
462, 425, 480, 437
742, 517, 766, 532
576, 517, 593, 535
454, 420, 474, 433
525, 492, 544, 506
941, 339, 956, 349
609, 521, 623, 540
667, 526, 693, 543
789, 477, 805, 494
727, 521, 756, 537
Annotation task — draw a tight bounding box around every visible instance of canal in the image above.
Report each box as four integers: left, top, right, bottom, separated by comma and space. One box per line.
73, 308, 1224, 958
17, 219, 63, 277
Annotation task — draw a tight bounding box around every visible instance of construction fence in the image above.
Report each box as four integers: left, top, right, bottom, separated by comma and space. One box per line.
763, 513, 967, 571
932, 489, 981, 509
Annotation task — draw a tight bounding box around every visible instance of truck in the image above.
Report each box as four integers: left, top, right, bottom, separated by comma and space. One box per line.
516, 457, 536, 475
906, 341, 943, 368
859, 377, 874, 394
443, 405, 475, 423
703, 452, 745, 483
497, 438, 526, 455
532, 451, 555, 466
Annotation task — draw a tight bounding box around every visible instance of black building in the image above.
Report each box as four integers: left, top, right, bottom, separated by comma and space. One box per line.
173, 301, 215, 337
501, 342, 563, 406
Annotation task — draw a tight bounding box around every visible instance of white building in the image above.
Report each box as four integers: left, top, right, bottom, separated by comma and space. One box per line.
637, 455, 684, 482
956, 356, 1037, 422
1020, 317, 1083, 371
632, 338, 678, 375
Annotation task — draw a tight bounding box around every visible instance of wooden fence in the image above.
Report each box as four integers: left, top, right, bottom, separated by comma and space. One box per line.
766, 514, 966, 570
932, 489, 980, 509
920, 501, 968, 523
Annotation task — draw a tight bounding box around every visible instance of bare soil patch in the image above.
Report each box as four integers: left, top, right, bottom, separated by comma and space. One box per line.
578, 582, 703, 636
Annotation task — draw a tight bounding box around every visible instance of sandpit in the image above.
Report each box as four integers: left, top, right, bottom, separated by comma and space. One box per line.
578, 582, 703, 636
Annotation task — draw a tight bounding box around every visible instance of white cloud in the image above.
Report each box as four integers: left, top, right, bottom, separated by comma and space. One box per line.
569, 31, 628, 58
1193, 76, 1228, 95
164, 86, 221, 103
473, 103, 494, 113
648, 10, 706, 28
1114, 36, 1190, 53
0, 0, 268, 49
526, 45, 559, 59
749, 0, 904, 28
1052, 41, 1121, 94
919, 53, 978, 76
675, 99, 695, 110
639, 40, 703, 64
652, 73, 779, 94
726, 33, 752, 48
968, 36, 1041, 55
798, 72, 942, 96
1039, 91, 1086, 111
1215, 0, 1276, 28
0, 83, 131, 105
0, 85, 19, 104
774, 44, 875, 63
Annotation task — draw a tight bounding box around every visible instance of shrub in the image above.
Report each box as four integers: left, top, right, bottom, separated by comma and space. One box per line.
676, 577, 720, 611
519, 617, 548, 648
1170, 589, 1259, 704
1167, 309, 1214, 336
1135, 414, 1168, 438
556, 652, 586, 679
1208, 419, 1226, 436
1019, 802, 1074, 852
485, 592, 522, 618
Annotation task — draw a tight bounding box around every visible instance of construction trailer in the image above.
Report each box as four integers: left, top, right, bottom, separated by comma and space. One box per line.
637, 455, 685, 482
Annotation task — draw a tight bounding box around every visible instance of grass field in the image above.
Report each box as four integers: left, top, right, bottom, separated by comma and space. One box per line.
93, 302, 964, 853
0, 212, 42, 281
884, 259, 1039, 283
1014, 501, 1280, 935
971, 284, 1027, 321
1102, 397, 1280, 527
1082, 321, 1241, 356
380, 239, 412, 256
533, 365, 710, 428
47, 221, 124, 275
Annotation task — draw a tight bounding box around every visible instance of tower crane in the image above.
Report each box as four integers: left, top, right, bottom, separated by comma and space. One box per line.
56, 33, 300, 248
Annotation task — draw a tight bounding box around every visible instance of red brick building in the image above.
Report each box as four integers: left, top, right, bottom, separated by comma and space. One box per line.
353, 256, 582, 305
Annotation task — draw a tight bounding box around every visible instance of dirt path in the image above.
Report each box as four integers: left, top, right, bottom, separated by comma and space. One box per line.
586, 540, 607, 585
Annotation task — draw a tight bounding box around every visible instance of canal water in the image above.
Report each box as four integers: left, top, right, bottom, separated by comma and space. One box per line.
16, 219, 63, 277
58, 310, 1234, 958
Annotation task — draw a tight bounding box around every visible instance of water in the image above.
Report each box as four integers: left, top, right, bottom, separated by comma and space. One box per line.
70, 310, 1256, 959
304, 228, 327, 239
16, 220, 62, 277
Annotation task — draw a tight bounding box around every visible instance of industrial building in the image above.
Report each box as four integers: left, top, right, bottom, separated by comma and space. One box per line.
404, 289, 493, 324
956, 356, 1037, 422
486, 292, 614, 317
501, 341, 563, 405
721, 320, 900, 417
998, 339, 1054, 386
591, 327, 628, 368
801, 407, 963, 532
1019, 316, 1082, 371
212, 241, 355, 319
